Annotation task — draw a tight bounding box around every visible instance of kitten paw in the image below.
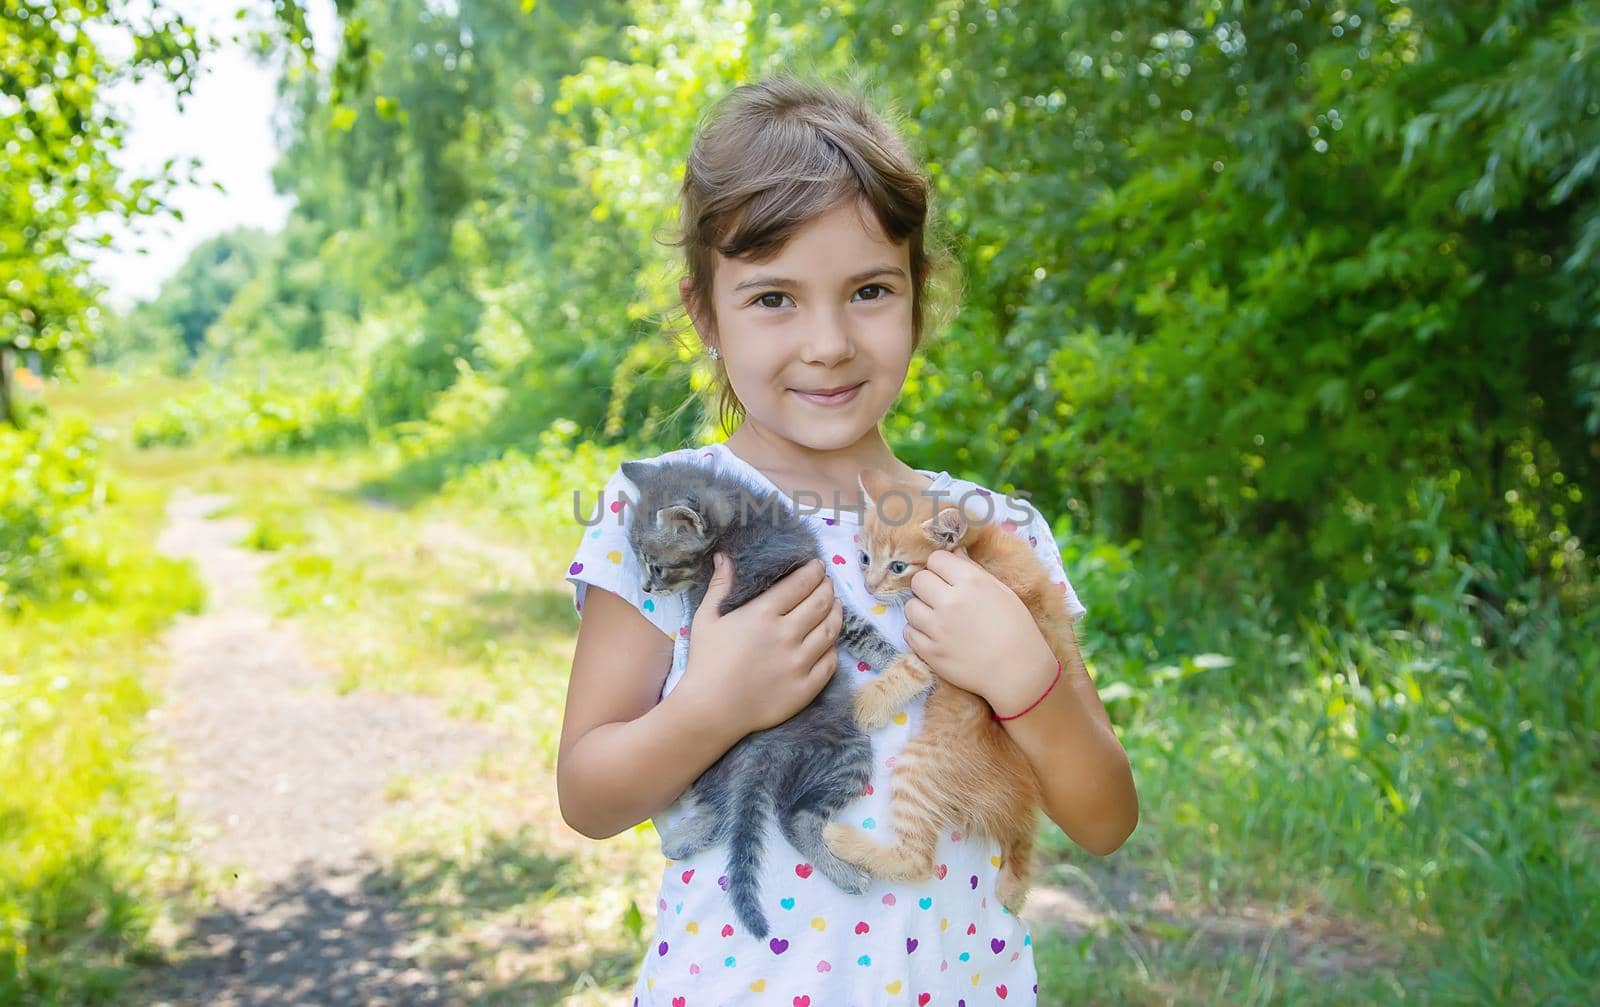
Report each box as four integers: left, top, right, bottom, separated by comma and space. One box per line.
821, 859, 872, 895
851, 684, 899, 730
843, 864, 872, 894
996, 874, 1030, 916
823, 822, 868, 866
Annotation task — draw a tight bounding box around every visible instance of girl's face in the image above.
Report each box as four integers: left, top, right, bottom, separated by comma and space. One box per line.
691, 198, 915, 453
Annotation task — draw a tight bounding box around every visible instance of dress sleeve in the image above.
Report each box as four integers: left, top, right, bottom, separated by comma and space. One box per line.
1006, 496, 1087, 623
564, 464, 687, 640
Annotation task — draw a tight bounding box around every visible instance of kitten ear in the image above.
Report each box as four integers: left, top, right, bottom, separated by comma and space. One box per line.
657, 504, 706, 537
703, 485, 738, 528
859, 468, 893, 507
620, 461, 651, 488
921, 505, 967, 549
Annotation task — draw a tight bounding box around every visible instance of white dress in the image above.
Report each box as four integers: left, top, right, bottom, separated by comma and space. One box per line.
565, 441, 1087, 1007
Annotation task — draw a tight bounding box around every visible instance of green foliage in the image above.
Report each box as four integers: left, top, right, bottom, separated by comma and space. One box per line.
0, 1, 203, 422
0, 555, 202, 1005
837, 0, 1600, 617
179, 0, 1598, 619
0, 410, 203, 1003
438, 417, 630, 528
0, 417, 109, 611
97, 229, 278, 368
242, 511, 311, 552
131, 367, 368, 454
1076, 570, 1600, 1002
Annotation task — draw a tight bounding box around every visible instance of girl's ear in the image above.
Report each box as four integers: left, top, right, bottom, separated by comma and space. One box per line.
680, 276, 716, 343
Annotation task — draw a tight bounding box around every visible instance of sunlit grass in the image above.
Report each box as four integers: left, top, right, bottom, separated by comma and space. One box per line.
0, 498, 205, 1005
1037, 606, 1600, 1004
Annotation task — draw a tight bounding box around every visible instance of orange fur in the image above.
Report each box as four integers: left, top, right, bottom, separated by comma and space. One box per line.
823, 468, 1082, 913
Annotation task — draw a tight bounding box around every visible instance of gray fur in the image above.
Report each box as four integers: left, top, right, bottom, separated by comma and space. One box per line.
620, 457, 902, 939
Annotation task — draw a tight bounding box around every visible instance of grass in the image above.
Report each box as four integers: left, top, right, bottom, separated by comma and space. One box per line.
0, 460, 206, 1004
14, 368, 1598, 1004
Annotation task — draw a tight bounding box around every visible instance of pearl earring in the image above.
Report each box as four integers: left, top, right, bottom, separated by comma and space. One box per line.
708, 346, 721, 361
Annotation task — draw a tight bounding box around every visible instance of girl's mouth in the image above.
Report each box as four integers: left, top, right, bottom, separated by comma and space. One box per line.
793, 382, 864, 407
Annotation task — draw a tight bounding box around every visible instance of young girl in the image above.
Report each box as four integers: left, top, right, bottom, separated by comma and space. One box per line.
559, 75, 1137, 1006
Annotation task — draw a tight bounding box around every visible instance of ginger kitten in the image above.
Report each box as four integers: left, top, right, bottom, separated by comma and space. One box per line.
822, 468, 1083, 913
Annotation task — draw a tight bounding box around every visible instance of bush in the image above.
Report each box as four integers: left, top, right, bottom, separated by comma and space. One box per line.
130, 371, 369, 455
0, 417, 108, 611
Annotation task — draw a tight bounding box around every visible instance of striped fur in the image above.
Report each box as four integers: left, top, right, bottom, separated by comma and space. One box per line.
824, 467, 1081, 914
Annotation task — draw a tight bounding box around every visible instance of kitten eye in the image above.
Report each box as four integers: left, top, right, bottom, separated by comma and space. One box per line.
889, 561, 908, 575
858, 550, 869, 566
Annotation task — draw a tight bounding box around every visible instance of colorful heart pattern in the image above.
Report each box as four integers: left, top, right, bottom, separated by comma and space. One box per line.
576, 456, 1050, 1003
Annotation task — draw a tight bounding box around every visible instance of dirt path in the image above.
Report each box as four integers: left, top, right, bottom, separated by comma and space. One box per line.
142, 491, 501, 1006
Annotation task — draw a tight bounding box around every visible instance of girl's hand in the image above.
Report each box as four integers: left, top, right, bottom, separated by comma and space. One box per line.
904, 548, 1058, 716
678, 554, 843, 735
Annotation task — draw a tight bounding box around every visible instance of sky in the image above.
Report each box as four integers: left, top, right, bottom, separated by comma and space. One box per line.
83, 0, 338, 311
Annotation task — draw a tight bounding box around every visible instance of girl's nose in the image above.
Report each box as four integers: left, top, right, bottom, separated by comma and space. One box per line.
801, 307, 856, 366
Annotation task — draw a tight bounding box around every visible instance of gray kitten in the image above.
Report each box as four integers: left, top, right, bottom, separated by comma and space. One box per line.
619, 457, 911, 939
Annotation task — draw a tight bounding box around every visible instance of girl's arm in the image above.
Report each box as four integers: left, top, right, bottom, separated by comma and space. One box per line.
992, 625, 1138, 856
558, 556, 844, 840
557, 585, 746, 839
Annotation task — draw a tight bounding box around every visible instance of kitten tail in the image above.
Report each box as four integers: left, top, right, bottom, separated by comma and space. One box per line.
725, 785, 773, 939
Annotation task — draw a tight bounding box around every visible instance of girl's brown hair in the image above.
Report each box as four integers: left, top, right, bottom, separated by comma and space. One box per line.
668, 73, 960, 435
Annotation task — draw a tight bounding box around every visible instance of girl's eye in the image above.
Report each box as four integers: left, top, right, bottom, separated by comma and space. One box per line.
753, 285, 891, 309
889, 561, 907, 575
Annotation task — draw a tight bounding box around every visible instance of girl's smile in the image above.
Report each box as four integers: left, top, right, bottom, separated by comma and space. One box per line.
792, 381, 865, 407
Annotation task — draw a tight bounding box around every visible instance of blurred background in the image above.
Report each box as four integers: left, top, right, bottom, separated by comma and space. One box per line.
3, 1, 1597, 1004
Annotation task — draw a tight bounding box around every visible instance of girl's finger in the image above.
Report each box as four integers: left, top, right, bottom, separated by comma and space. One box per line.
798, 600, 840, 660
787, 578, 834, 634
903, 596, 932, 631
911, 565, 955, 602
904, 622, 929, 657
808, 646, 837, 686
924, 548, 977, 586
767, 559, 825, 616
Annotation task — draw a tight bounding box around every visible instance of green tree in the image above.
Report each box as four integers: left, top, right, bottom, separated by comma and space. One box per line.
781, 0, 1600, 613
107, 227, 276, 366
0, 0, 203, 424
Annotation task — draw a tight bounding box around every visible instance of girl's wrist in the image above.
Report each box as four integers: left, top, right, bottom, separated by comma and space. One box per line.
986, 642, 1062, 721
992, 659, 1062, 722
665, 664, 739, 745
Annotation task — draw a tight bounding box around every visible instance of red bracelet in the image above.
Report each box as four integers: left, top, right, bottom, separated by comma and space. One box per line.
992, 659, 1064, 722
